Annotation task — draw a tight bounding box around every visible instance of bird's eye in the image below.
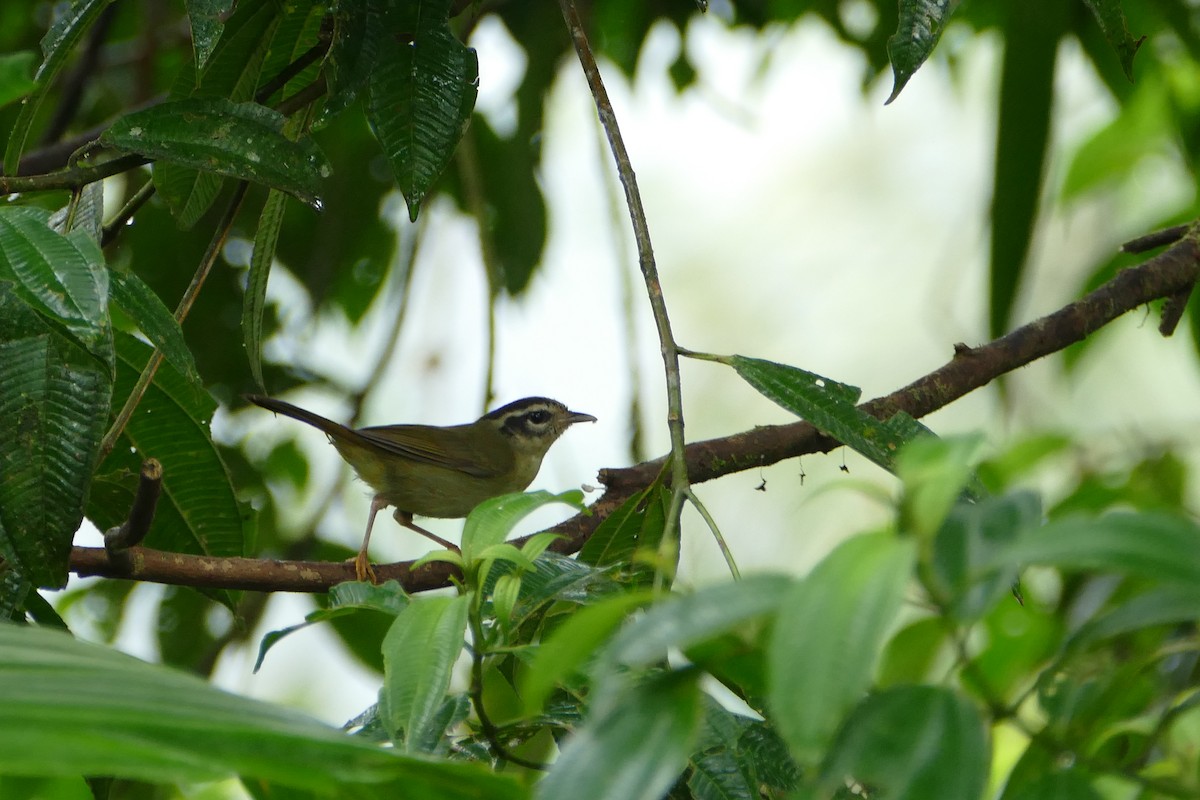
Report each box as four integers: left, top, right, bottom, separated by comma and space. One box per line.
526, 410, 551, 425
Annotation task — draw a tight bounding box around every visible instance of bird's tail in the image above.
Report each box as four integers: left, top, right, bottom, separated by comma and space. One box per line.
245, 394, 352, 441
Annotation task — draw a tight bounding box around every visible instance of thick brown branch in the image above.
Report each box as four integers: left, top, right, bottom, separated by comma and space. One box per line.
66, 236, 1200, 594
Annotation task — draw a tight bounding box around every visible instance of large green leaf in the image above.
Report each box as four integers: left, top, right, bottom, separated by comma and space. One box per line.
106, 268, 200, 385
380, 594, 469, 752
0, 206, 112, 371
534, 670, 701, 800
886, 0, 961, 104
103, 99, 329, 210
156, 0, 283, 226
357, 0, 479, 219
989, 0, 1068, 337
87, 334, 248, 565
0, 625, 527, 799
2, 0, 115, 175
768, 531, 916, 765
817, 685, 988, 799
0, 289, 111, 588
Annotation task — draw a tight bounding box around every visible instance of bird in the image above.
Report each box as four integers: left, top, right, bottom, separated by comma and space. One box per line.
246, 394, 596, 581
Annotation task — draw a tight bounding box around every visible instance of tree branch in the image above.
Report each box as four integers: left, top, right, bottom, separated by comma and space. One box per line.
66, 233, 1200, 593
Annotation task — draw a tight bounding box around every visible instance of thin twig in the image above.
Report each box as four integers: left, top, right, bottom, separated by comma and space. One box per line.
1, 154, 148, 194
101, 177, 156, 247
557, 0, 690, 567
98, 182, 250, 461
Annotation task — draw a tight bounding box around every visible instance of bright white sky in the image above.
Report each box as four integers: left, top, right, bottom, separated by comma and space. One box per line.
69, 12, 1200, 726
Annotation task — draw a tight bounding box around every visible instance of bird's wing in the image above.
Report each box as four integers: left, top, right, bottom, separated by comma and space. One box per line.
353, 424, 510, 479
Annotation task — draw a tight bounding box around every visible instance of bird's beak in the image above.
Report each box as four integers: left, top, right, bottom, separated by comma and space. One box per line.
567, 410, 598, 425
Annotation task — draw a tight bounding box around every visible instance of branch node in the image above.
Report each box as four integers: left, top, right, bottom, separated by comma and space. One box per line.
105, 458, 163, 559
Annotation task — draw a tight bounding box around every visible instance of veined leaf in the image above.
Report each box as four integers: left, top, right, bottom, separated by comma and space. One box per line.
358, 0, 479, 219
103, 99, 330, 209
87, 334, 248, 569
106, 269, 200, 385
886, 0, 960, 104
380, 594, 469, 752
0, 289, 111, 588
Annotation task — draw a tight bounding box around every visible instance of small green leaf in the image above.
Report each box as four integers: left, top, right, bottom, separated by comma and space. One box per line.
102, 99, 330, 209
460, 490, 582, 567
380, 594, 469, 752
724, 354, 931, 472
245, 189, 287, 390
3, 0, 115, 175
521, 591, 654, 716
768, 531, 916, 765
0, 52, 37, 110
187, 0, 236, 68
534, 671, 701, 800
107, 269, 200, 384
818, 686, 988, 799
886, 0, 960, 104
578, 482, 668, 575
1064, 585, 1200, 657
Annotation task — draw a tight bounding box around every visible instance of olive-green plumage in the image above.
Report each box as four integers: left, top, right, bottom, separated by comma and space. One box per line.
247, 394, 595, 580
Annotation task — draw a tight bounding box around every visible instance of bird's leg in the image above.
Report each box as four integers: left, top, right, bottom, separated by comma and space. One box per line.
354, 495, 388, 583
394, 510, 461, 553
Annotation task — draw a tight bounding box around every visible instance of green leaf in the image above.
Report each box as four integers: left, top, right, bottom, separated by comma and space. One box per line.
255, 580, 410, 671
534, 671, 701, 800
3, 0, 115, 175
723, 354, 933, 472
877, 617, 947, 687
87, 334, 247, 566
520, 591, 654, 716
380, 594, 469, 752
0, 206, 113, 372
0, 52, 37, 110
1063, 585, 1200, 657
0, 287, 111, 588
768, 531, 916, 765
886, 0, 960, 104
360, 0, 479, 219
245, 188, 288, 390
1081, 0, 1143, 81
991, 511, 1200, 585
156, 0, 283, 227
603, 574, 792, 669
0, 625, 527, 798
989, 0, 1068, 337
460, 490, 582, 567
103, 99, 329, 210
817, 686, 988, 800
187, 0, 237, 68
929, 491, 1041, 621
578, 481, 668, 575
106, 269, 200, 384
